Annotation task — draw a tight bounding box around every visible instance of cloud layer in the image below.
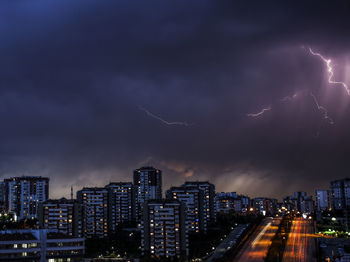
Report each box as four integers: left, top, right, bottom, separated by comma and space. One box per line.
1, 1, 350, 199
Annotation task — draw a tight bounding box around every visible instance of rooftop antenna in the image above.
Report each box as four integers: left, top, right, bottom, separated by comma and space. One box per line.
71, 186, 73, 200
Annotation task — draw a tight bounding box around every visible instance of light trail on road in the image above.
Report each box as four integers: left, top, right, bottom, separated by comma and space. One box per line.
252, 222, 272, 247
232, 218, 281, 262
282, 218, 316, 262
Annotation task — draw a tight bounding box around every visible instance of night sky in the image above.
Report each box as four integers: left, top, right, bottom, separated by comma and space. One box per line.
1, 1, 350, 199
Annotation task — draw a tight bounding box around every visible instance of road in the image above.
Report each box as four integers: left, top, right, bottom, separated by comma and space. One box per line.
282, 218, 316, 262
232, 217, 281, 262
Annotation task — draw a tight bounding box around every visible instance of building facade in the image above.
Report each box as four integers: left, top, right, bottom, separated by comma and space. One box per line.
38, 198, 81, 237
282, 192, 314, 214
215, 194, 235, 214
0, 229, 84, 262
166, 186, 206, 233
133, 167, 162, 222
141, 199, 188, 260
331, 179, 350, 210
182, 181, 216, 225
106, 182, 134, 232
0, 182, 5, 212
315, 190, 330, 212
300, 196, 314, 214
254, 197, 277, 216
77, 187, 108, 238
4, 176, 49, 219
215, 192, 245, 214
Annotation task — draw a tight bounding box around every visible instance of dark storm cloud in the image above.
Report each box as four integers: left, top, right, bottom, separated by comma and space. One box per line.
1, 0, 350, 199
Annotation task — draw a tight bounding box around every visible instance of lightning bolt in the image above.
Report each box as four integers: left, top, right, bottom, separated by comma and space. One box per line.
279, 90, 308, 102
309, 47, 350, 95
139, 106, 192, 126
309, 92, 334, 125
280, 94, 297, 102
247, 47, 346, 126
248, 91, 307, 118
247, 106, 272, 117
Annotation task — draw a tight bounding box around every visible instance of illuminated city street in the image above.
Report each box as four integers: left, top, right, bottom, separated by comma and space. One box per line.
232, 217, 281, 262
282, 218, 317, 262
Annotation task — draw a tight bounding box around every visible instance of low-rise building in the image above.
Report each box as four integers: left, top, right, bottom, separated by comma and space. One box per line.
0, 229, 84, 261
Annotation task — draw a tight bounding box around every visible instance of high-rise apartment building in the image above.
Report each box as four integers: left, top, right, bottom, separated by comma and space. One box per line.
315, 190, 330, 211
77, 187, 108, 238
38, 198, 81, 237
0, 181, 5, 212
141, 199, 188, 259
106, 182, 134, 232
4, 176, 49, 219
331, 179, 350, 210
133, 167, 162, 221
300, 196, 314, 214
182, 181, 216, 224
166, 186, 206, 233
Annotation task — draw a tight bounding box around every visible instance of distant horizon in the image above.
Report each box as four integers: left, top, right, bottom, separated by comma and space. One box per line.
1, 170, 339, 201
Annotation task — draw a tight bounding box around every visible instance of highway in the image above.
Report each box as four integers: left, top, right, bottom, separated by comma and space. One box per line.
231, 217, 281, 262
282, 218, 316, 262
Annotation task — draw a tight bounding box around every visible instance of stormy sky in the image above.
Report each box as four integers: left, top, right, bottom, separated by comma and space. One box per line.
1, 0, 350, 200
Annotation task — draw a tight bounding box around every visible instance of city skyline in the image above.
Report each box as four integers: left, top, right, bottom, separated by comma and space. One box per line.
1, 169, 342, 205
1, 1, 350, 200
1, 171, 348, 260
2, 2, 350, 261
